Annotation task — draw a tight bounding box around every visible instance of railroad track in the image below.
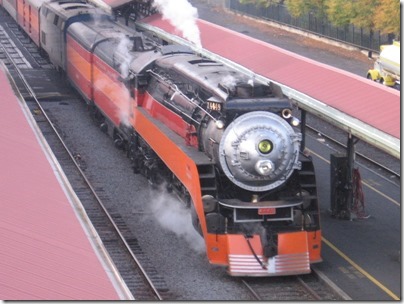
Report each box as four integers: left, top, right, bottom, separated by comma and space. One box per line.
0, 33, 171, 301
305, 123, 400, 180
242, 270, 346, 301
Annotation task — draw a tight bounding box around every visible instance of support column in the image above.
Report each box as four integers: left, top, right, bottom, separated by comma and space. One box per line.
330, 133, 357, 220
300, 109, 306, 152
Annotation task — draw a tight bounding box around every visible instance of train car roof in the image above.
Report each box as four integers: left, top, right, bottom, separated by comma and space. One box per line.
67, 17, 138, 50
68, 18, 156, 74
26, 0, 49, 9
44, 0, 105, 19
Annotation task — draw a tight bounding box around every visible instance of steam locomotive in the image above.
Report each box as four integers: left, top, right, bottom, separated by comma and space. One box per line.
2, 0, 322, 276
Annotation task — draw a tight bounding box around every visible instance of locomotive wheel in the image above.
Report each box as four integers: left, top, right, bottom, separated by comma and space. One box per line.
146, 167, 163, 189
165, 183, 173, 193
145, 168, 156, 187
114, 138, 124, 150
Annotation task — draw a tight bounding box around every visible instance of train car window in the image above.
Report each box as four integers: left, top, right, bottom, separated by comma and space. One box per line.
53, 15, 59, 26
29, 5, 32, 33
41, 32, 46, 45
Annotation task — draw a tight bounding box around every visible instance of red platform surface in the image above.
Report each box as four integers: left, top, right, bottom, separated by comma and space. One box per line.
142, 15, 400, 140
0, 64, 125, 300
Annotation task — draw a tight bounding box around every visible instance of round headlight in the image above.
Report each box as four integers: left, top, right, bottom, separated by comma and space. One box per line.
215, 120, 225, 129
258, 139, 273, 154
291, 117, 300, 127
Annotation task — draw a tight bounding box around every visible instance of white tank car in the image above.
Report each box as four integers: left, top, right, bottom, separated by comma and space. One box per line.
367, 41, 400, 87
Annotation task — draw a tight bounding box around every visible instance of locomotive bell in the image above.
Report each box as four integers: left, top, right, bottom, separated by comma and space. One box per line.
218, 111, 302, 192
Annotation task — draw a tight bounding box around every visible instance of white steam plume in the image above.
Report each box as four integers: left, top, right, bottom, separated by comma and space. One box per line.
116, 36, 133, 78
153, 0, 202, 49
221, 75, 237, 90
149, 188, 206, 254
116, 35, 134, 126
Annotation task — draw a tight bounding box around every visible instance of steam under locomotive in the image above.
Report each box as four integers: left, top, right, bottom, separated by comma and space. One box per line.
2, 0, 322, 276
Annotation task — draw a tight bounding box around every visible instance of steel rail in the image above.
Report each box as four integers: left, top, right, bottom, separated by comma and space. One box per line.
241, 279, 261, 300
296, 276, 322, 300
306, 124, 400, 179
241, 274, 327, 301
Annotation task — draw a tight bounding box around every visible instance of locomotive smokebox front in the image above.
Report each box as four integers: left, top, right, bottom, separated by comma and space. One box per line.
204, 111, 302, 192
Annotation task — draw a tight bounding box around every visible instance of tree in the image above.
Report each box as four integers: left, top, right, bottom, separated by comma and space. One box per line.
284, 0, 328, 19
350, 0, 379, 30
348, 0, 380, 49
325, 0, 355, 27
238, 0, 400, 40
373, 0, 400, 37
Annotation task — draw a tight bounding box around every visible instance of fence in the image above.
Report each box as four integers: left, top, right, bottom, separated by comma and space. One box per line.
227, 0, 393, 52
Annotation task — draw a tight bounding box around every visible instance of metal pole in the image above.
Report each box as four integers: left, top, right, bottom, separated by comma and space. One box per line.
300, 109, 306, 152
346, 133, 356, 215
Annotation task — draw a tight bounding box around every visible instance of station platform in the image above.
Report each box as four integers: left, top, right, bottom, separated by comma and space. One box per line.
0, 62, 133, 300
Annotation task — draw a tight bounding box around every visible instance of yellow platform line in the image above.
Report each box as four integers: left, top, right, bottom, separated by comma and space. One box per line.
306, 149, 400, 299
322, 237, 400, 300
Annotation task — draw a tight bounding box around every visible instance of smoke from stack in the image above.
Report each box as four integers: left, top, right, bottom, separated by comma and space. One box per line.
153, 0, 202, 49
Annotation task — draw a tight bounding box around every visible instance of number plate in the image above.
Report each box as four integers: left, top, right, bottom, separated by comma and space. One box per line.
207, 101, 222, 111
258, 208, 276, 215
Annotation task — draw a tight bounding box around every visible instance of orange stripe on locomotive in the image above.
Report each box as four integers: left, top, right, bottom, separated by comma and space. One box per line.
142, 92, 198, 148
66, 33, 132, 127
66, 35, 92, 99
93, 55, 132, 126
16, 0, 43, 46
130, 104, 221, 261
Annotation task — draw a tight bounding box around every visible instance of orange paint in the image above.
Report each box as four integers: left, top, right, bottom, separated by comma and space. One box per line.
278, 231, 309, 255
308, 230, 322, 263
205, 234, 229, 265
131, 107, 208, 239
